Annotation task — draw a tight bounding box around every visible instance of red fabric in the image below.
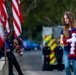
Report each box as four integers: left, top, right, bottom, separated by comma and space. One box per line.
0, 0, 10, 33
0, 37, 4, 50
12, 0, 24, 37
16, 0, 24, 23
0, 25, 4, 50
68, 54, 76, 59
67, 31, 76, 60
63, 37, 70, 45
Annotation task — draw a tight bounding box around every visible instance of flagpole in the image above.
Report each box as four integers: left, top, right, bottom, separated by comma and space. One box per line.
3, 0, 14, 61
5, 0, 14, 41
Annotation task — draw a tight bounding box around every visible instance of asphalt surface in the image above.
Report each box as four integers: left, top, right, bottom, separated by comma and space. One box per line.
14, 70, 73, 75
13, 50, 73, 75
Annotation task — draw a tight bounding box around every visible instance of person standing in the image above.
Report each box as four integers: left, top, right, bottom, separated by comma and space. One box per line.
55, 39, 63, 71
60, 11, 76, 75
42, 43, 50, 70
14, 37, 24, 56
4, 31, 24, 75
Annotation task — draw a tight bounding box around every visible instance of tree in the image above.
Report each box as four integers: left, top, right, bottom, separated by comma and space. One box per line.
5, 0, 76, 40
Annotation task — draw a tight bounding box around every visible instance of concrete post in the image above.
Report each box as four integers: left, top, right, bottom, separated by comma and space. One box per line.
0, 57, 8, 75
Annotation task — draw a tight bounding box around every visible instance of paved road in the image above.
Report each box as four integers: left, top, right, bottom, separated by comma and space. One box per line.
15, 50, 42, 71
13, 50, 73, 75
25, 71, 66, 75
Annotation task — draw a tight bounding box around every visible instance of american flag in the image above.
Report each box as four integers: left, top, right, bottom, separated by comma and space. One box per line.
0, 25, 4, 50
12, 0, 24, 37
0, 0, 10, 33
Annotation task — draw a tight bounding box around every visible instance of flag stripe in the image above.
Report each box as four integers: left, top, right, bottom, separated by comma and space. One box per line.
0, 0, 10, 33
14, 17, 22, 34
12, 8, 21, 28
14, 22, 21, 36
0, 25, 4, 50
12, 0, 19, 16
12, 0, 23, 37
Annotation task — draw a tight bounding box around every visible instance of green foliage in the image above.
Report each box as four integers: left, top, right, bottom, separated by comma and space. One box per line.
21, 0, 76, 40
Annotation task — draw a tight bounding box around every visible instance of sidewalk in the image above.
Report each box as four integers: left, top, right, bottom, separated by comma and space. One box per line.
25, 70, 73, 75
25, 71, 65, 75
14, 70, 73, 75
